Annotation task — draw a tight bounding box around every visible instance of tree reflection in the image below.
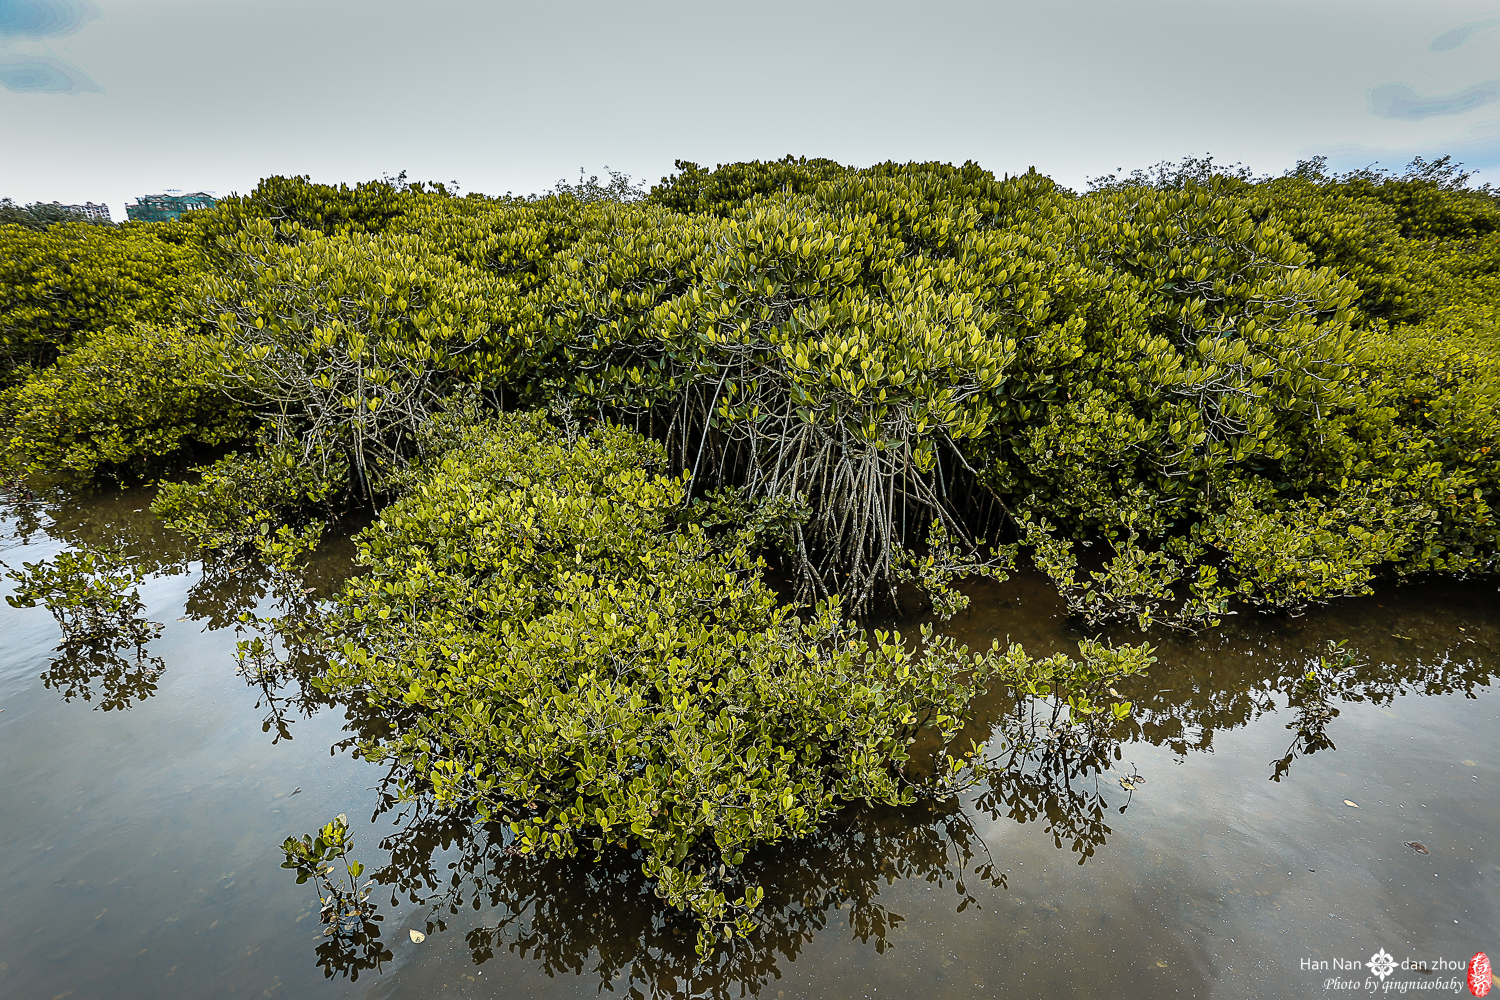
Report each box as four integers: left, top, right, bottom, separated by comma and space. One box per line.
281, 813, 394, 982
316, 738, 1140, 996
0, 474, 47, 542
1267, 641, 1356, 782
291, 587, 1499, 995
973, 764, 1118, 864
4, 538, 168, 711
313, 918, 393, 982
347, 772, 1012, 999
41, 632, 167, 711
221, 557, 344, 743
1, 481, 359, 734
182, 553, 271, 630
1117, 600, 1497, 774
6, 484, 1497, 993
2, 482, 196, 578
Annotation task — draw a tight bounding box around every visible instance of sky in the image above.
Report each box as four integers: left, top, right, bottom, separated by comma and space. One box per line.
3, 0, 1500, 220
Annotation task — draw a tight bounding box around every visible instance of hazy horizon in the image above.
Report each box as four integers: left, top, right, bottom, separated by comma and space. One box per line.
3, 0, 1500, 221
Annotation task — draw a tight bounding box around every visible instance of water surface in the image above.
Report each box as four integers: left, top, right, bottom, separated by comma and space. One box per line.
1, 486, 1494, 998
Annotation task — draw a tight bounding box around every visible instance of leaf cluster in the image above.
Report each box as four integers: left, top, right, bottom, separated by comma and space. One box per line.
281, 812, 386, 976
3, 546, 161, 644
5, 154, 1496, 624
151, 447, 335, 556
0, 219, 205, 381
0, 324, 250, 481
312, 411, 1144, 951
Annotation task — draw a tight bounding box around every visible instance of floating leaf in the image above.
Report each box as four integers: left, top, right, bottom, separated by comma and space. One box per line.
409, 929, 426, 943
1344, 800, 1359, 808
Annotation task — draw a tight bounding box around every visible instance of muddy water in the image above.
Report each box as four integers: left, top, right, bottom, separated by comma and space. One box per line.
1, 486, 1496, 999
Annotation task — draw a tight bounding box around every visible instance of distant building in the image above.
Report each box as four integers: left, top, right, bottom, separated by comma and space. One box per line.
125, 191, 216, 223
61, 202, 112, 222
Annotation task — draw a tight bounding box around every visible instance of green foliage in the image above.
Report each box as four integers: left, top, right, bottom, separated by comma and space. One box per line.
35, 153, 1494, 953
974, 161, 1498, 625
1331, 156, 1499, 242
190, 218, 502, 502
1271, 640, 1362, 781
190, 173, 450, 249
989, 181, 1365, 514
891, 519, 1015, 618
3, 546, 168, 711
424, 164, 1067, 610
0, 220, 205, 380
994, 638, 1155, 760
0, 198, 112, 231
3, 546, 160, 643
648, 155, 854, 216
281, 814, 379, 940
309, 412, 1148, 952
0, 324, 250, 481
151, 448, 335, 557
1246, 176, 1424, 321
281, 813, 358, 885
5, 156, 1496, 622
391, 154, 1497, 622
540, 166, 647, 205
1090, 154, 1500, 321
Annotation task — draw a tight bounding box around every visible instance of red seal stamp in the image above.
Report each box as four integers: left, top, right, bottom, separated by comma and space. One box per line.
1471, 952, 1493, 997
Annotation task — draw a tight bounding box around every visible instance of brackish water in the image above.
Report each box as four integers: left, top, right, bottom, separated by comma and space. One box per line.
1, 486, 1495, 999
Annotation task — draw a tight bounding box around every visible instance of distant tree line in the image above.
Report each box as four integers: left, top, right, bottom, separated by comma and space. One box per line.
0, 198, 112, 230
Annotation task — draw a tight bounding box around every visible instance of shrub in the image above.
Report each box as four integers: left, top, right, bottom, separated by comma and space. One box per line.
190, 220, 503, 503
150, 448, 338, 556
0, 220, 205, 381
0, 324, 249, 481
188, 173, 449, 250
3, 546, 159, 643
310, 412, 1150, 951
7, 158, 1495, 624
2, 546, 168, 712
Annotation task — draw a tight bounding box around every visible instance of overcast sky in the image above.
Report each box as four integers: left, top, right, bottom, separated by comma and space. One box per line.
4, 0, 1500, 219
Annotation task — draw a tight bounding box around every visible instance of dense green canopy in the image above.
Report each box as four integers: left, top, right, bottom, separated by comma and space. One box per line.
10, 155, 1493, 621
4, 154, 1497, 945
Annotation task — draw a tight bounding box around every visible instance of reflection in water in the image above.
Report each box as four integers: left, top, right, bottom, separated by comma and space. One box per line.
350, 578, 1497, 996
975, 766, 1118, 864
341, 666, 1162, 996
41, 631, 167, 711
282, 814, 394, 981
3, 479, 194, 578
2, 482, 1497, 999
358, 779, 1011, 999
185, 553, 274, 630
230, 557, 342, 743
342, 722, 1153, 995
4, 519, 169, 711
314, 914, 393, 982
1105, 599, 1497, 772
1268, 642, 1356, 782
2, 480, 355, 737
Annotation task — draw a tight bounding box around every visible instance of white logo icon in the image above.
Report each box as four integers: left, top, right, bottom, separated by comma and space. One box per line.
1368, 948, 1397, 981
